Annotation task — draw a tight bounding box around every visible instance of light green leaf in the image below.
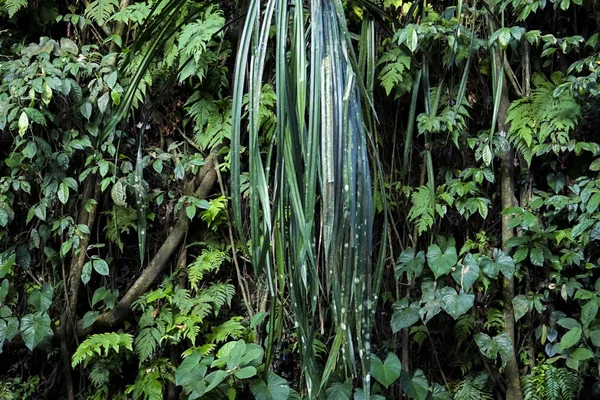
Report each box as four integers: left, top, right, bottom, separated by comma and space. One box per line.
58, 182, 69, 204
18, 111, 29, 136
92, 258, 109, 276
560, 327, 582, 350
581, 298, 599, 326
111, 180, 127, 206
0, 317, 19, 345
80, 102, 92, 120
234, 365, 257, 379
97, 92, 109, 114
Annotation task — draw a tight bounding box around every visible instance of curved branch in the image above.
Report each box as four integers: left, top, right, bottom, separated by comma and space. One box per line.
78, 152, 219, 335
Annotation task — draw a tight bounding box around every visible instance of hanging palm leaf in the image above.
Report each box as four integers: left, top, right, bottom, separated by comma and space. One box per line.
231, 0, 387, 396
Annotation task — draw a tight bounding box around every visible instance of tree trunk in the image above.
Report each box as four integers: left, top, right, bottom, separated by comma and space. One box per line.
495, 50, 524, 400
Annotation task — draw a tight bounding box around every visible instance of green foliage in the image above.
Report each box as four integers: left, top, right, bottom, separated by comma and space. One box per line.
453, 373, 493, 400
187, 245, 230, 290
506, 73, 580, 165
370, 352, 402, 388
72, 332, 134, 368
521, 363, 581, 400
0, 376, 39, 400
408, 186, 435, 236
1, 0, 27, 17
85, 0, 118, 25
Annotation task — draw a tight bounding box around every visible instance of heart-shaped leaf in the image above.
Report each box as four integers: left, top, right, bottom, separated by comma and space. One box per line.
370, 352, 401, 388
440, 287, 474, 319
427, 244, 457, 279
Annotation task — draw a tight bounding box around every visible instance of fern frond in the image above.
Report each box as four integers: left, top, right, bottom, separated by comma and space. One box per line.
453, 373, 494, 400
72, 332, 133, 368
89, 363, 111, 388
3, 0, 27, 17
455, 314, 475, 346
522, 364, 581, 400
206, 317, 245, 343
188, 247, 229, 289
85, 0, 118, 25
135, 313, 163, 362
483, 308, 504, 331
172, 288, 192, 315
125, 369, 164, 400
408, 185, 435, 236
200, 282, 235, 314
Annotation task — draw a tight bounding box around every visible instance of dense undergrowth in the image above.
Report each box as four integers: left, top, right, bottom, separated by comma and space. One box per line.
1, 0, 600, 399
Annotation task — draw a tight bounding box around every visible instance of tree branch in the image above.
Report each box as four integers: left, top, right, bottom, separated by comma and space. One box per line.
78, 151, 219, 335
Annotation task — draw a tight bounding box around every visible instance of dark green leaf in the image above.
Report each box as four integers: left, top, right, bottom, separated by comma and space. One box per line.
21, 312, 53, 351
370, 352, 401, 388
426, 244, 457, 279
249, 372, 290, 400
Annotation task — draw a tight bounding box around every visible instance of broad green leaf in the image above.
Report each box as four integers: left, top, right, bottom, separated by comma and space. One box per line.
92, 258, 109, 276
451, 254, 480, 291
203, 370, 228, 395
440, 287, 474, 319
570, 347, 594, 362
494, 249, 515, 279
557, 318, 581, 329
400, 369, 428, 400
249, 372, 290, 400
80, 102, 92, 120
560, 327, 582, 350
395, 248, 425, 279
370, 352, 401, 388
429, 383, 450, 400
475, 333, 513, 367
235, 365, 257, 379
529, 246, 544, 267
325, 379, 352, 400
581, 298, 600, 326
28, 283, 53, 313
512, 294, 529, 322
92, 287, 111, 307
175, 350, 203, 386
82, 311, 99, 329
106, 71, 118, 89
111, 180, 127, 206
21, 312, 53, 350
23, 141, 37, 158
427, 244, 457, 279
97, 92, 109, 114
81, 261, 92, 284
391, 300, 420, 332
590, 330, 600, 347
0, 317, 19, 345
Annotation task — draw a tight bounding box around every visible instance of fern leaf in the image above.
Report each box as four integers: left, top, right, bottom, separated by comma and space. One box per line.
3, 0, 27, 17
72, 332, 133, 368
85, 0, 119, 25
